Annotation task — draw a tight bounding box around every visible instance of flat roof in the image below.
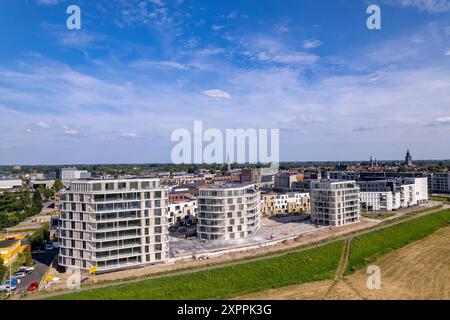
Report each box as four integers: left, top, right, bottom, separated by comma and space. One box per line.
0, 239, 19, 248
204, 183, 254, 189
71, 177, 160, 183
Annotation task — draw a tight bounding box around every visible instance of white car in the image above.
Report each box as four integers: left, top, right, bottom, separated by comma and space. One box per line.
13, 271, 27, 279
0, 285, 15, 293
19, 266, 35, 274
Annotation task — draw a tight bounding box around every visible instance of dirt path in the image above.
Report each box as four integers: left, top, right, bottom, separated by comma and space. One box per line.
323, 238, 353, 298
239, 224, 450, 300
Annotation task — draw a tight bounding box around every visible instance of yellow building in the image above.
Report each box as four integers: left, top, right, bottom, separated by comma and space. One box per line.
261, 192, 310, 216
0, 234, 27, 266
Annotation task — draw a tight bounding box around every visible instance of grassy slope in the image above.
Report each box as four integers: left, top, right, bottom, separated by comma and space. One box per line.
52, 241, 343, 300
52, 209, 450, 300
345, 209, 450, 275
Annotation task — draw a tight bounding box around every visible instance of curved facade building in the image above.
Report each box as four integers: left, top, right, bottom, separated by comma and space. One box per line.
197, 184, 261, 240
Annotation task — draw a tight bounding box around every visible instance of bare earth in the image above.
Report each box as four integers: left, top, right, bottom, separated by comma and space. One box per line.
238, 225, 450, 300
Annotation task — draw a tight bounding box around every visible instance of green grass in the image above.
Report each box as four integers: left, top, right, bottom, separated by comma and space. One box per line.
51, 241, 343, 300
346, 209, 450, 275
429, 196, 450, 204
361, 212, 396, 219
49, 208, 450, 300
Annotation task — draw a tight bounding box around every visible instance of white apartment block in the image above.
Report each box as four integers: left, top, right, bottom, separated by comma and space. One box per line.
359, 177, 428, 212
168, 199, 197, 226
310, 180, 360, 227
58, 178, 169, 273
360, 192, 400, 211
261, 192, 310, 216
197, 184, 261, 240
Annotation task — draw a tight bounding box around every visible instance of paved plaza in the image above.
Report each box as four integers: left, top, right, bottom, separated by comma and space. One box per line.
169, 215, 324, 258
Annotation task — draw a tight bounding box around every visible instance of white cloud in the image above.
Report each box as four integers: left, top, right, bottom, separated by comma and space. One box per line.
121, 132, 139, 139
257, 51, 319, 64
429, 116, 450, 126
130, 60, 188, 70
202, 89, 231, 99
36, 0, 60, 5
227, 11, 238, 19
445, 49, 450, 56
36, 122, 50, 129
63, 128, 79, 136
382, 0, 450, 13
303, 39, 322, 49
149, 0, 165, 6
212, 25, 225, 31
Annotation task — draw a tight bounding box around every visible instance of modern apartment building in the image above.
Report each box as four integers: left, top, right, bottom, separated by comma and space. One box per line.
197, 184, 261, 240
359, 177, 428, 212
310, 180, 360, 226
168, 199, 197, 226
240, 168, 260, 184
261, 192, 310, 216
274, 173, 298, 189
58, 178, 169, 273
428, 173, 450, 194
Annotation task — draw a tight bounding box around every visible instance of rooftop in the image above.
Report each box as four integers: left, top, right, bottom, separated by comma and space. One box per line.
0, 239, 20, 249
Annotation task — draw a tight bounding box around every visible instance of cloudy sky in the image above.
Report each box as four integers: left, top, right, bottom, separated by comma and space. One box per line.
0, 0, 449, 164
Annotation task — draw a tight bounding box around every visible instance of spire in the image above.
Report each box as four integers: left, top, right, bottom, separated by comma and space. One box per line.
405, 149, 413, 166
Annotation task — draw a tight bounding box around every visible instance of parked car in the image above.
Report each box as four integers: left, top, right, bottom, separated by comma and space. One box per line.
44, 243, 54, 251
0, 284, 15, 293
4, 279, 20, 287
12, 271, 27, 279
27, 281, 39, 292
18, 266, 35, 274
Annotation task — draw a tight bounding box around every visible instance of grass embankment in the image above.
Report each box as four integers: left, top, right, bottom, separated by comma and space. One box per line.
345, 209, 450, 275
429, 196, 450, 204
52, 241, 343, 300
361, 212, 395, 219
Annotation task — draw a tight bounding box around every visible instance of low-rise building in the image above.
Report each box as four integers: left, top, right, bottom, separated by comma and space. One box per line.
0, 179, 22, 190
168, 199, 198, 226
261, 192, 310, 216
0, 234, 27, 266
58, 167, 91, 182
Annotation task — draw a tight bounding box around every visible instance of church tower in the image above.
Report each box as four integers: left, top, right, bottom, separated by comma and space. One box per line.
405, 149, 413, 166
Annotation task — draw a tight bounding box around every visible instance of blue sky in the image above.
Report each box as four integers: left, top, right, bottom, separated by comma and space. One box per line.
0, 0, 449, 164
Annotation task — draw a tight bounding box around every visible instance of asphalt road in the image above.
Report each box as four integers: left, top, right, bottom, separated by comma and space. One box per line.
13, 250, 57, 296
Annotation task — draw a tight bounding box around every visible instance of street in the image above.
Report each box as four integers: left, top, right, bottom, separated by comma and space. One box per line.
13, 250, 57, 296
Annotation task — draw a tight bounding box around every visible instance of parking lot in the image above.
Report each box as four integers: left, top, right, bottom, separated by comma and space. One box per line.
169, 215, 323, 258
2, 249, 57, 297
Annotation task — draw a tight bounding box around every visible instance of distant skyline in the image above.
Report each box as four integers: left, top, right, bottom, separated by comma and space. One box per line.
1, 0, 450, 165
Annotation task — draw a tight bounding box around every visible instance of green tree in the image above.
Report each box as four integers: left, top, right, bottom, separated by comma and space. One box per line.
33, 188, 43, 205
22, 247, 33, 266
0, 257, 6, 282
52, 179, 64, 192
